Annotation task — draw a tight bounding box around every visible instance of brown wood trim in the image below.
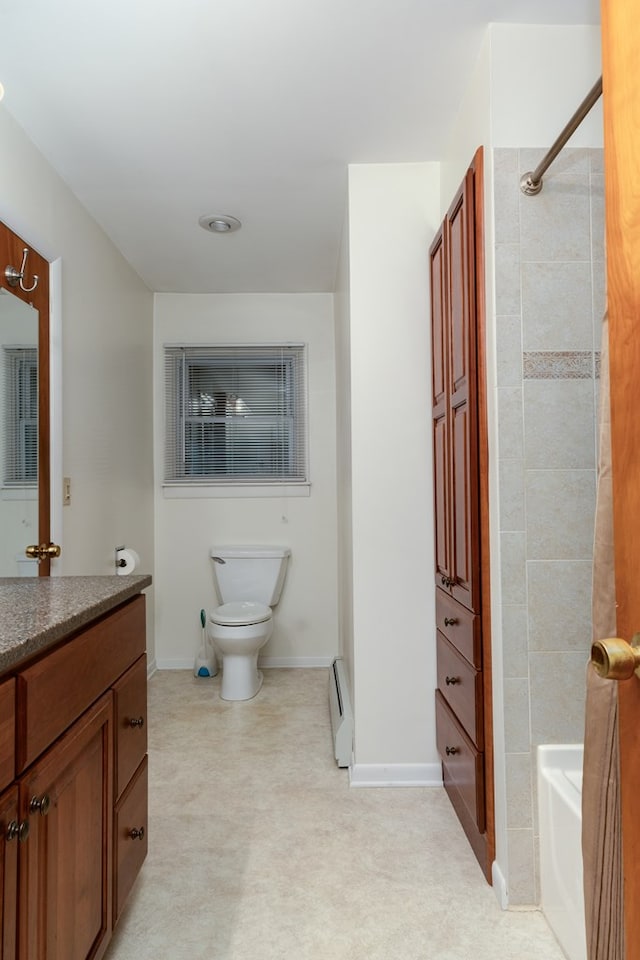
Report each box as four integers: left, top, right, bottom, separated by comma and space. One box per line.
470, 145, 495, 883
0, 221, 50, 575
601, 2, 640, 954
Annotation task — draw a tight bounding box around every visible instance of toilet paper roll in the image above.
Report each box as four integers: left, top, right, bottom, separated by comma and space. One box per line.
116, 547, 140, 576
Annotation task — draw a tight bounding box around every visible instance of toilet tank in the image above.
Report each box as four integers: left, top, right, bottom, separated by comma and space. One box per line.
210, 545, 291, 606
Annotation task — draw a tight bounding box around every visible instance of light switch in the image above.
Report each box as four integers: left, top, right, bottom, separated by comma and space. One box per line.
63, 476, 71, 506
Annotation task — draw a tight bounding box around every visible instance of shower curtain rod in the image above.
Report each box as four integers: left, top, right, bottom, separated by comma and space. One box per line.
520, 76, 603, 195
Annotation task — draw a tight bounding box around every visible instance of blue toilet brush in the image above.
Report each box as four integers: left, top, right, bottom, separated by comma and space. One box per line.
194, 608, 217, 677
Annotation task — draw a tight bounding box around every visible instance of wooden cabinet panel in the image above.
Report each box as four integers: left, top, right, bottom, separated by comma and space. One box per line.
0, 786, 18, 960
436, 691, 485, 833
18, 694, 113, 960
436, 633, 483, 747
17, 596, 145, 771
435, 588, 480, 667
113, 656, 147, 801
0, 681, 15, 793
114, 756, 148, 925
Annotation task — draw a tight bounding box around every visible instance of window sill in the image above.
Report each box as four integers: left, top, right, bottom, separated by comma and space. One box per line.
162, 483, 311, 500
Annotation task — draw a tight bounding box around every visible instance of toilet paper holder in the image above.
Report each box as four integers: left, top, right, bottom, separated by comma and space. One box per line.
115, 545, 140, 575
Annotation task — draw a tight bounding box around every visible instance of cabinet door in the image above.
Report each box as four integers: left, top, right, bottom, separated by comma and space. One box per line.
0, 785, 19, 960
19, 694, 113, 960
430, 225, 452, 588
446, 169, 480, 613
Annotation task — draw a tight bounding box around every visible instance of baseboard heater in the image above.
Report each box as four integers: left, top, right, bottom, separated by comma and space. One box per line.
329, 657, 353, 768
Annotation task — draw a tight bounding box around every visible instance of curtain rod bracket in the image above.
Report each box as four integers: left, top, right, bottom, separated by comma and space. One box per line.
520, 173, 544, 196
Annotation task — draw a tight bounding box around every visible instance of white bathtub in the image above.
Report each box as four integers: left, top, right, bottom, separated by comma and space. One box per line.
537, 744, 586, 960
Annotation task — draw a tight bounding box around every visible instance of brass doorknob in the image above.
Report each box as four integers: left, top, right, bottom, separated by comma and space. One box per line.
25, 543, 61, 561
590, 635, 640, 681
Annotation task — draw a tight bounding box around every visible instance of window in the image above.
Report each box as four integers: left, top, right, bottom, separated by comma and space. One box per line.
164, 344, 307, 487
2, 346, 38, 487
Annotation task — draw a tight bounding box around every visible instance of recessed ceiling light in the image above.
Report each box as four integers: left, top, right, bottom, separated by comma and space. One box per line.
198, 214, 241, 234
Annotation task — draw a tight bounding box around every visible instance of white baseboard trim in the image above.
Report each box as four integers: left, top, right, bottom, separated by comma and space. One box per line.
155, 658, 197, 670
260, 657, 333, 668
146, 657, 157, 678
154, 656, 333, 671
349, 763, 443, 788
492, 860, 509, 910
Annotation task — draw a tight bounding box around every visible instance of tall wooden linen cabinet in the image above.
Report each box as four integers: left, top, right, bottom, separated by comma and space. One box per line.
429, 147, 494, 881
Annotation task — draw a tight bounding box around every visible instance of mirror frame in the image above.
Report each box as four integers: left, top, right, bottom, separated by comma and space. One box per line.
0, 220, 50, 575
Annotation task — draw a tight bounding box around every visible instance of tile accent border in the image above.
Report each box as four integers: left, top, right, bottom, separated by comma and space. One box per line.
523, 351, 598, 380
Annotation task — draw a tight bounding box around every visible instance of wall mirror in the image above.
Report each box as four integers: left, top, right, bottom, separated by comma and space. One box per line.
0, 221, 51, 576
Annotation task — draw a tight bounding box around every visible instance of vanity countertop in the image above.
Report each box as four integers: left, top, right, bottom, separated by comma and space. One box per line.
0, 575, 152, 674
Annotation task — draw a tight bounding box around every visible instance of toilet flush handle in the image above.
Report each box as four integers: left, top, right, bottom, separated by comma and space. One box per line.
211, 556, 226, 564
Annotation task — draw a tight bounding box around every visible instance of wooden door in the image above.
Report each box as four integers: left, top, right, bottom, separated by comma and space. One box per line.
18, 695, 113, 960
0, 786, 19, 960
601, 2, 640, 954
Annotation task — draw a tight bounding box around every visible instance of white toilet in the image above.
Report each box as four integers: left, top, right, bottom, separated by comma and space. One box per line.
208, 545, 291, 701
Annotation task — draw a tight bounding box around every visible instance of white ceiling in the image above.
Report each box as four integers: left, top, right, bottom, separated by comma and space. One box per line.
0, 0, 600, 294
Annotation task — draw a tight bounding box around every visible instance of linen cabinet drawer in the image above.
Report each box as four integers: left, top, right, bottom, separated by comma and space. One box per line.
435, 588, 480, 667
0, 680, 15, 791
436, 633, 483, 748
16, 596, 146, 772
114, 755, 148, 924
436, 691, 485, 832
113, 655, 147, 800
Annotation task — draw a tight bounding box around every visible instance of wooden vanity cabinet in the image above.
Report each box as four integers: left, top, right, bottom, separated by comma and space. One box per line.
18, 695, 113, 960
0, 786, 18, 960
0, 593, 148, 960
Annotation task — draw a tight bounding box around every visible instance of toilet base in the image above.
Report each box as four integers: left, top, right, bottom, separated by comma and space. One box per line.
220, 654, 264, 701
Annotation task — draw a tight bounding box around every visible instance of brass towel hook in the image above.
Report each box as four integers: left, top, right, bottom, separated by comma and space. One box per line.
5, 247, 39, 294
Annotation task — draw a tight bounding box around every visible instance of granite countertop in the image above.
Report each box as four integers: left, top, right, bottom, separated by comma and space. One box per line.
0, 575, 152, 674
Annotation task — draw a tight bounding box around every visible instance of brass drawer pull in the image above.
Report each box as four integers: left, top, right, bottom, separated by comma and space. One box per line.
6, 819, 30, 842
445, 746, 459, 756
441, 576, 453, 588
129, 826, 145, 841
29, 794, 51, 816
444, 617, 458, 627
128, 716, 145, 728
445, 676, 460, 686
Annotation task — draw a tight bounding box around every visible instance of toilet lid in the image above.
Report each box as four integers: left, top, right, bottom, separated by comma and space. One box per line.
210, 601, 272, 626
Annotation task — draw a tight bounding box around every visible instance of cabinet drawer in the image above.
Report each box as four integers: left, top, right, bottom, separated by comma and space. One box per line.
436, 633, 483, 748
0, 680, 15, 792
113, 655, 147, 801
17, 595, 146, 771
436, 690, 485, 832
114, 755, 148, 924
435, 588, 480, 667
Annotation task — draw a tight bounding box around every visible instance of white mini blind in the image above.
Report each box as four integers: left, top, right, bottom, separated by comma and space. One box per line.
2, 346, 38, 487
164, 344, 308, 485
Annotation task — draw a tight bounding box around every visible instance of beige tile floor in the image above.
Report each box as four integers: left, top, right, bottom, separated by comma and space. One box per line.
105, 668, 566, 960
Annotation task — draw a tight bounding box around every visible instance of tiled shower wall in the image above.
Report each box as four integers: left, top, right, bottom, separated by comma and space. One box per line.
493, 147, 605, 904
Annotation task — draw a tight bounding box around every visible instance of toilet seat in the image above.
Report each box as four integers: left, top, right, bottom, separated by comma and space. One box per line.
210, 601, 272, 627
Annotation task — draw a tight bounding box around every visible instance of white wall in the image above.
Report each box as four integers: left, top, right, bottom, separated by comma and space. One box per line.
334, 203, 355, 701
0, 107, 155, 654
153, 293, 338, 669
346, 162, 441, 775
